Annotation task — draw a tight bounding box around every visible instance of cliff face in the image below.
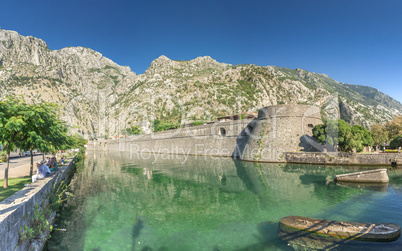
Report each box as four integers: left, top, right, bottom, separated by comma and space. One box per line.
1, 28, 401, 138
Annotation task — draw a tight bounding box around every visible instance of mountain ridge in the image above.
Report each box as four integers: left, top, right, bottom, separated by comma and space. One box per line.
0, 28, 401, 138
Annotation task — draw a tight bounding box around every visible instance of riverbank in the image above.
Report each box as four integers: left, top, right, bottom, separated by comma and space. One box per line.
0, 157, 77, 251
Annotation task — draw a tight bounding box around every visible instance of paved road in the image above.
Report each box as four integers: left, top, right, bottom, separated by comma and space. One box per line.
0, 154, 49, 178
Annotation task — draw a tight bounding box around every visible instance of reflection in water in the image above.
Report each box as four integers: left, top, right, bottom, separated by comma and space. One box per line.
335, 182, 388, 192
45, 152, 402, 250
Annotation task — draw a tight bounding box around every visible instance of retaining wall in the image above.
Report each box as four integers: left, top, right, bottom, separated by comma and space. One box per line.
87, 105, 323, 163
89, 119, 253, 157
285, 152, 402, 166
0, 159, 75, 251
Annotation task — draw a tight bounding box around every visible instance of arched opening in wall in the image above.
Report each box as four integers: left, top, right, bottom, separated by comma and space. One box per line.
219, 127, 226, 137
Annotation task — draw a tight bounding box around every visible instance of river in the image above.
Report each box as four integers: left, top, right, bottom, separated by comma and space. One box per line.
45, 151, 402, 250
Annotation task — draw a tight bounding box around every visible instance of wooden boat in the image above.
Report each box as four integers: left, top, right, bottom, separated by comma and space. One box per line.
279, 216, 401, 242
335, 168, 389, 183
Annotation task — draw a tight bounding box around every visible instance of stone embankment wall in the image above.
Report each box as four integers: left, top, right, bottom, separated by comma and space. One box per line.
0, 159, 75, 251
88, 105, 323, 163
87, 104, 400, 166
285, 152, 402, 166
88, 119, 253, 157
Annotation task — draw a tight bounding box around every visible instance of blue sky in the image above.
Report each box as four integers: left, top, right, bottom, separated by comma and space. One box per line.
1, 0, 401, 103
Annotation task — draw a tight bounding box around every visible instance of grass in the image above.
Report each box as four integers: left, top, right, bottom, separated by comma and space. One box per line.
0, 177, 31, 202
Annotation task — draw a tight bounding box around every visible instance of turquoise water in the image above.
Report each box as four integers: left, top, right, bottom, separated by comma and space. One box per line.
46, 151, 402, 250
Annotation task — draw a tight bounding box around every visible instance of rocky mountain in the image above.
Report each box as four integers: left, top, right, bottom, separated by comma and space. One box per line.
1, 28, 401, 138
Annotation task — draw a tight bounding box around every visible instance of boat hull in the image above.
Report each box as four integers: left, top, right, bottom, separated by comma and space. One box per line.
279, 216, 401, 242
335, 168, 389, 183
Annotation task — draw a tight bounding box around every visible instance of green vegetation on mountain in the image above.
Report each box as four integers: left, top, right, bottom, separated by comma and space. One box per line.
0, 29, 401, 139
121, 126, 143, 136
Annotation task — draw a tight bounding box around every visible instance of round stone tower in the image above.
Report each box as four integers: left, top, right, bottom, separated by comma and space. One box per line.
234, 105, 322, 162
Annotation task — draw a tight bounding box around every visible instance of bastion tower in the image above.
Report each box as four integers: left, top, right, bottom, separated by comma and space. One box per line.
234, 105, 322, 162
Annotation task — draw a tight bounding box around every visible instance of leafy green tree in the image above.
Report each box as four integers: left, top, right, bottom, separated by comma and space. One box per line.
337, 119, 352, 151
64, 134, 88, 150
0, 98, 29, 188
19, 102, 68, 176
152, 119, 177, 132
313, 119, 350, 150
1, 97, 74, 187
390, 135, 402, 149
350, 125, 374, 152
313, 119, 373, 152
312, 124, 326, 144
371, 123, 388, 150
385, 115, 402, 141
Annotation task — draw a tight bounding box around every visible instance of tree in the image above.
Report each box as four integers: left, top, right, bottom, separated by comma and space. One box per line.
19, 102, 61, 175
312, 123, 326, 144
390, 135, 402, 149
0, 98, 29, 188
121, 126, 143, 136
152, 119, 177, 132
351, 125, 374, 150
313, 119, 350, 150
337, 119, 352, 151
385, 115, 402, 141
0, 97, 73, 188
370, 123, 388, 150
63, 134, 88, 151
17, 102, 71, 175
312, 119, 373, 153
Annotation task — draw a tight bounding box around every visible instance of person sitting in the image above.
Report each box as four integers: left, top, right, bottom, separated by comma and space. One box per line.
41, 160, 51, 176
50, 157, 58, 172
60, 157, 65, 165
32, 161, 46, 183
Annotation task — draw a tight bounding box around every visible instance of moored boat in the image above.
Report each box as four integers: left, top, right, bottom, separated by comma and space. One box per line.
279, 216, 401, 242
334, 168, 389, 183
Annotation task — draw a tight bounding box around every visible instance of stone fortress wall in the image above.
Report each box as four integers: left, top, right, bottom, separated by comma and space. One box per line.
88, 104, 323, 163
234, 105, 322, 162
87, 104, 401, 165
97, 118, 253, 158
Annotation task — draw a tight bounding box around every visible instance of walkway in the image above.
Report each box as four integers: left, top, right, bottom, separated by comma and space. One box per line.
0, 155, 51, 178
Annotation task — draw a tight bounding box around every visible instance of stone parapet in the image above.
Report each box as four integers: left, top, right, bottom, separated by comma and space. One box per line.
89, 119, 253, 158
0, 159, 75, 251
285, 152, 402, 166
